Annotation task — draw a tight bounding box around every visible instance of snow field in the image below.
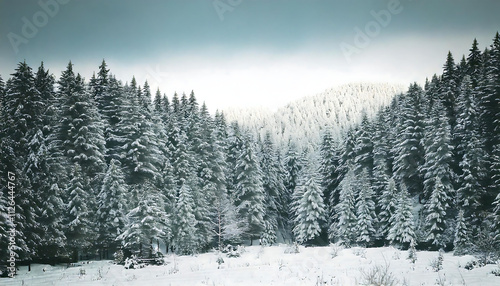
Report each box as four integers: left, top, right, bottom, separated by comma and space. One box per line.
3, 245, 500, 286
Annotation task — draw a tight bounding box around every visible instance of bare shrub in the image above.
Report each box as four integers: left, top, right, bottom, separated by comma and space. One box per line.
360, 263, 398, 286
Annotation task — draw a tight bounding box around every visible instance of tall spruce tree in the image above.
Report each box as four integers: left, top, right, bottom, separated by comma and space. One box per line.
421, 99, 455, 202
332, 167, 357, 246
292, 172, 326, 244
1, 62, 42, 260
233, 133, 266, 243
456, 76, 488, 232
97, 159, 129, 254
387, 183, 416, 248
355, 169, 376, 245
391, 84, 425, 197
173, 182, 199, 255
378, 177, 399, 240
424, 177, 450, 249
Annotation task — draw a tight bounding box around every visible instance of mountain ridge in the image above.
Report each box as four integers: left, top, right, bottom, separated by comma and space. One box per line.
224, 82, 407, 151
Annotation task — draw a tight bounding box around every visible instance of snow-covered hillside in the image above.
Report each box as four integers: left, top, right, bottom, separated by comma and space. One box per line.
4, 245, 500, 286
224, 83, 406, 151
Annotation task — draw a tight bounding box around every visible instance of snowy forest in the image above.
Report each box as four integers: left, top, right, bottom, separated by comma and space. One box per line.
224, 82, 406, 152
1, 32, 500, 267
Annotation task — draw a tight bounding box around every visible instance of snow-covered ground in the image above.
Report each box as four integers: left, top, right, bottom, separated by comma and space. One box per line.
3, 245, 500, 286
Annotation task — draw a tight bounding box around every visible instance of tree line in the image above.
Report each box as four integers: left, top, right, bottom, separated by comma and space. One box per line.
1, 32, 499, 265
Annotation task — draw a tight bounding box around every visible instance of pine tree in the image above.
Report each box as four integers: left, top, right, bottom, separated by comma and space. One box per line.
467, 38, 483, 89
421, 99, 455, 202
392, 84, 425, 196
97, 159, 129, 253
284, 142, 304, 195
378, 177, 399, 239
353, 114, 374, 175
439, 51, 459, 129
293, 173, 326, 244
332, 167, 357, 246
65, 165, 96, 257
355, 169, 376, 245
387, 183, 416, 248
456, 76, 488, 231
1, 61, 42, 260
319, 128, 342, 218
454, 209, 470, 255
259, 132, 285, 245
119, 81, 161, 188
27, 63, 67, 260
425, 177, 450, 249
371, 108, 392, 199
120, 183, 169, 258
57, 62, 107, 257
233, 133, 266, 242
173, 182, 199, 255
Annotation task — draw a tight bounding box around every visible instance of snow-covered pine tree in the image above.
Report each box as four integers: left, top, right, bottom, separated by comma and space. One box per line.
65, 165, 95, 259
259, 132, 286, 245
57, 62, 107, 257
25, 63, 67, 261
391, 84, 425, 196
491, 190, 500, 247
119, 182, 170, 258
378, 177, 399, 240
97, 159, 129, 255
439, 51, 459, 129
355, 168, 376, 246
185, 98, 215, 250
467, 38, 484, 89
387, 183, 416, 248
453, 209, 471, 255
173, 182, 199, 255
455, 76, 488, 232
371, 108, 392, 198
233, 132, 266, 243
332, 167, 357, 246
119, 80, 162, 189
424, 177, 450, 249
319, 128, 343, 221
1, 61, 42, 260
421, 99, 455, 202
353, 113, 374, 176
99, 75, 127, 164
292, 171, 326, 244
484, 33, 500, 211
284, 141, 305, 231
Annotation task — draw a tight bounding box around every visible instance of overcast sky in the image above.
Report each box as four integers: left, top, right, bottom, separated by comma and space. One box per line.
1, 0, 499, 110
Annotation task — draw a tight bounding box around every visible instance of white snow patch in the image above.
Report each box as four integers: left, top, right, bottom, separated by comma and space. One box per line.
3, 246, 500, 285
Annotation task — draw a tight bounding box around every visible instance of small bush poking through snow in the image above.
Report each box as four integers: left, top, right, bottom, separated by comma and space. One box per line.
223, 244, 244, 258
330, 243, 343, 258
216, 255, 224, 268
464, 259, 484, 270
361, 263, 398, 286
407, 241, 417, 265
491, 261, 500, 277
284, 242, 300, 254
430, 249, 444, 272
352, 247, 367, 258
114, 249, 124, 264
124, 256, 139, 269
